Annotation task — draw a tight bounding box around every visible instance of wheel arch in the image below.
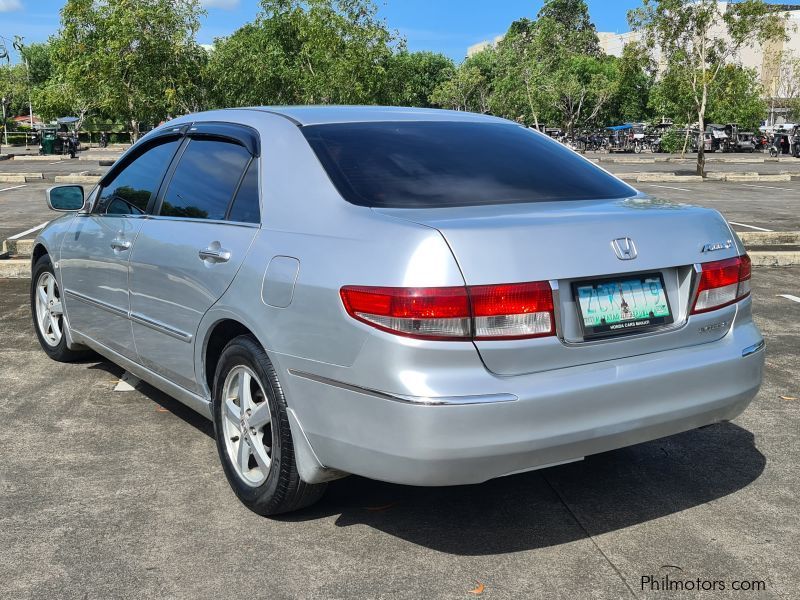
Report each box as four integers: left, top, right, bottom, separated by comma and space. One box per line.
201, 317, 256, 398
198, 312, 346, 484
31, 242, 49, 266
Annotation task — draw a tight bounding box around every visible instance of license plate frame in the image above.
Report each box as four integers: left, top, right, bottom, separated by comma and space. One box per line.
572, 272, 674, 340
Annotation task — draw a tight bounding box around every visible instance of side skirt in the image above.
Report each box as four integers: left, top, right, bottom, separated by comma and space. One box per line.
70, 329, 212, 419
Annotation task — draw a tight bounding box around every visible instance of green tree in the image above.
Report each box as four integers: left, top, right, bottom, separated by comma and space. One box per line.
207, 0, 398, 108
489, 0, 616, 134
607, 43, 654, 124
630, 0, 786, 175
384, 51, 454, 107
490, 18, 553, 129
536, 0, 601, 56
48, 0, 207, 140
545, 53, 619, 135
430, 49, 495, 113
706, 65, 766, 131
0, 63, 27, 117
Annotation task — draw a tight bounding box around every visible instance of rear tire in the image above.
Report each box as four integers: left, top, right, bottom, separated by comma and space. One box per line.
30, 254, 91, 362
212, 335, 326, 515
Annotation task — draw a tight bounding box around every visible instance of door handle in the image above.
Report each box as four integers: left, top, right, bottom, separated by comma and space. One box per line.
110, 239, 131, 251
198, 246, 231, 263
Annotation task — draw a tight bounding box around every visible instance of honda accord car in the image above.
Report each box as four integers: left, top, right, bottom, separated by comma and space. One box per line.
31, 106, 765, 515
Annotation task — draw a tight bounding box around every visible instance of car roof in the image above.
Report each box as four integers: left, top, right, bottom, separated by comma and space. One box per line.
237, 105, 511, 127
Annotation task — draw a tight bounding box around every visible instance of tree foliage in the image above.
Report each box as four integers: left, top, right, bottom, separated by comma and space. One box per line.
41, 0, 207, 138
383, 51, 455, 107
206, 0, 399, 107
630, 0, 786, 174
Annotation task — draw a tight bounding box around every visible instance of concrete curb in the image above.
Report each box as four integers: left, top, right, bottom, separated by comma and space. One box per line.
54, 175, 101, 184
619, 172, 796, 183
749, 251, 800, 267
13, 155, 68, 162
2, 238, 34, 257
0, 175, 27, 183
0, 259, 30, 278
738, 231, 800, 246
79, 154, 121, 162
619, 173, 704, 182
0, 173, 44, 183
725, 174, 792, 182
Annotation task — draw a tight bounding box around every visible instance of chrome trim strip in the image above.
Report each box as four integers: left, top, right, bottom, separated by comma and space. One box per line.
742, 339, 765, 358
549, 279, 564, 342
130, 312, 193, 343
688, 263, 703, 312
144, 215, 259, 228
65, 289, 193, 343
64, 289, 128, 318
287, 369, 518, 406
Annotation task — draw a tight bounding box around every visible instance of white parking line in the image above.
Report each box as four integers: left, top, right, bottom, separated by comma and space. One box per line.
8, 221, 50, 240
645, 184, 692, 192
778, 294, 800, 303
739, 184, 793, 191
49, 161, 62, 165
0, 184, 27, 193
728, 221, 774, 232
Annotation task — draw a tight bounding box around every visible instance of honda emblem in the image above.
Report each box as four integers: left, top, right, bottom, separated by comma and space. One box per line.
611, 237, 637, 260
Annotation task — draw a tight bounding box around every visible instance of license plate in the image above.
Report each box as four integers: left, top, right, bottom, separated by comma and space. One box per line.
573, 273, 673, 338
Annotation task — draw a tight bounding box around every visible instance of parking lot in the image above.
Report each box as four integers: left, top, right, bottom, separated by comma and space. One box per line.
0, 151, 799, 599
0, 270, 798, 599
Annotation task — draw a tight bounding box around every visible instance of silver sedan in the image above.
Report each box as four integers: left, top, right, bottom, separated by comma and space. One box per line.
32, 107, 765, 515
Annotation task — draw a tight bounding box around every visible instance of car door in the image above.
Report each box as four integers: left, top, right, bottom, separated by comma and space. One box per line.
128, 124, 261, 393
59, 134, 182, 360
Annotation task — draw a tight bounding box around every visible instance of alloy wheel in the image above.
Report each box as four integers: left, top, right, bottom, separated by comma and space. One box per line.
35, 271, 64, 347
221, 365, 275, 487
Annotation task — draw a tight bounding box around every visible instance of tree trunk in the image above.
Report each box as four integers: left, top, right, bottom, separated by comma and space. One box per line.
129, 119, 140, 143
696, 85, 708, 177
696, 131, 705, 177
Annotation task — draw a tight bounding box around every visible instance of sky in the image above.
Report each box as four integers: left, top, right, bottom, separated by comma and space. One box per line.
0, 0, 645, 62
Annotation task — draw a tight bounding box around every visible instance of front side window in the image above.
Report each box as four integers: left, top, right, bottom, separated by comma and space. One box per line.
160, 139, 251, 220
303, 122, 635, 209
96, 138, 181, 215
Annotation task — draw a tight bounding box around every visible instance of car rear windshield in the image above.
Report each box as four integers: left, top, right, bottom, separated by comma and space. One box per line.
302, 121, 634, 208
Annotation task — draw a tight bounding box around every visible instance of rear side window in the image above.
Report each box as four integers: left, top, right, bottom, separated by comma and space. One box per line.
303, 122, 634, 208
227, 160, 260, 224
97, 138, 180, 215
160, 139, 251, 220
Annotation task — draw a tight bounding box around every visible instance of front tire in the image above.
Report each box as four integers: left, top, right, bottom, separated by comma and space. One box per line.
30, 254, 90, 362
212, 335, 326, 515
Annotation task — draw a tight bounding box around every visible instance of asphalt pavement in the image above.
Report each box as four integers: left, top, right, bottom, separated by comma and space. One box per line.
1, 268, 798, 599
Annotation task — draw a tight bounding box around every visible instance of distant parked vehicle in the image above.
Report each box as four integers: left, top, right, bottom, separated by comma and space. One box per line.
768, 128, 800, 158
705, 124, 728, 152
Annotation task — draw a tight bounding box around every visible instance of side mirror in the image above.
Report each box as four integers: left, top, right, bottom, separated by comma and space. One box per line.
46, 185, 85, 212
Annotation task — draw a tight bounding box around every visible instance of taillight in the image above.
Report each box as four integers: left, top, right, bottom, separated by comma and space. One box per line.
469, 282, 554, 340
691, 255, 751, 314
340, 281, 555, 341
339, 286, 471, 340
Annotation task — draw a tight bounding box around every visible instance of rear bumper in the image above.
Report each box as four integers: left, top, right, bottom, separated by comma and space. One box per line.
287, 321, 765, 486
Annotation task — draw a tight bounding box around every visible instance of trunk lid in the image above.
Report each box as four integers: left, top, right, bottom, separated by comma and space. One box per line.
375, 196, 743, 375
